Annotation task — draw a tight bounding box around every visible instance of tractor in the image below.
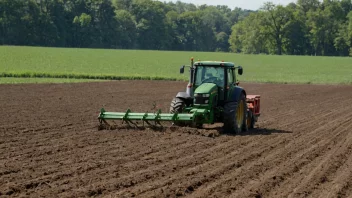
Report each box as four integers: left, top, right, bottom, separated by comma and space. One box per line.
98, 58, 260, 134
169, 58, 260, 133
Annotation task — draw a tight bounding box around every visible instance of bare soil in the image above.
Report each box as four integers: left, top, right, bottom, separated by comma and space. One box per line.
0, 80, 351, 198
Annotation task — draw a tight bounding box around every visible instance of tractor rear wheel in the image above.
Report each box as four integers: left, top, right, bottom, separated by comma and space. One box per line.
223, 93, 248, 134
170, 97, 187, 126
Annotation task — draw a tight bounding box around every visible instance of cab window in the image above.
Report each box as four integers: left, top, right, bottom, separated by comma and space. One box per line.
227, 69, 234, 85
195, 66, 225, 87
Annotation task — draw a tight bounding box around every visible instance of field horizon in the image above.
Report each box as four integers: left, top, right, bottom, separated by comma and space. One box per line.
1, 45, 351, 85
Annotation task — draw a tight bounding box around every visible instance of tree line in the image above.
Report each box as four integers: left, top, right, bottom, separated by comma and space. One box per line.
0, 0, 351, 56
0, 0, 252, 52
230, 0, 352, 56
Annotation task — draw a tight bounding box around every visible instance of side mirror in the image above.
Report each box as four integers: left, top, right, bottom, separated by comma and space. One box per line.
238, 66, 243, 75
180, 65, 185, 74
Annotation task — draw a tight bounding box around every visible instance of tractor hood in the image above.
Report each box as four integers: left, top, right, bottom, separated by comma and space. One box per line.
194, 83, 218, 95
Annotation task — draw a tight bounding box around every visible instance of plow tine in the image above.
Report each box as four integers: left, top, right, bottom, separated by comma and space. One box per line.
145, 120, 153, 126
125, 119, 131, 127
129, 120, 140, 129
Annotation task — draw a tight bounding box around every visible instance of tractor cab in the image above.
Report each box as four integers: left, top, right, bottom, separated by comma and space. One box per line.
194, 66, 225, 88
180, 60, 243, 105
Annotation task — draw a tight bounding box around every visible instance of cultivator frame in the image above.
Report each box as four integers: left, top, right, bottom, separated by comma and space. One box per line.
98, 108, 206, 130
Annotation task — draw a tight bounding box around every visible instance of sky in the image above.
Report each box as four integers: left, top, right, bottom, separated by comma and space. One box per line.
158, 0, 296, 10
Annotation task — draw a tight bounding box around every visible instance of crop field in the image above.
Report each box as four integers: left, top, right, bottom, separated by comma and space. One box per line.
1, 80, 352, 197
1, 46, 352, 84
1, 46, 352, 197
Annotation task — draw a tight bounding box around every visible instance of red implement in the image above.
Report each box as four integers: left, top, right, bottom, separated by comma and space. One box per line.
246, 95, 261, 129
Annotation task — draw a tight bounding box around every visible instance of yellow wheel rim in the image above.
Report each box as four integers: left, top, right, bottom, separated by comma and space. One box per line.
236, 100, 244, 128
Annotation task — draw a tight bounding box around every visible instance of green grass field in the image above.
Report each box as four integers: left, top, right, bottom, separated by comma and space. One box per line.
0, 77, 105, 84
1, 45, 352, 84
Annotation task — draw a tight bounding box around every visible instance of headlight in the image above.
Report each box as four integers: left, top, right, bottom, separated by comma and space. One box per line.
195, 93, 210, 97
194, 93, 210, 105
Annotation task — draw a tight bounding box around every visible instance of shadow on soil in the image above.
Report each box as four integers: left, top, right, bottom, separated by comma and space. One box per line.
98, 122, 292, 138
227, 128, 293, 136
199, 126, 293, 137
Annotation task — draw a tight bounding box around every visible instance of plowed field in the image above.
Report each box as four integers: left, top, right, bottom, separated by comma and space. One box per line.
0, 81, 351, 198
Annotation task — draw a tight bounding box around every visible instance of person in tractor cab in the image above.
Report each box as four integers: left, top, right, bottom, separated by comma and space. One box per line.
196, 66, 225, 87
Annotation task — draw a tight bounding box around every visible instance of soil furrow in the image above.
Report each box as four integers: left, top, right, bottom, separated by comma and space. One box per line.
130, 137, 289, 197
1, 81, 352, 197
229, 114, 352, 198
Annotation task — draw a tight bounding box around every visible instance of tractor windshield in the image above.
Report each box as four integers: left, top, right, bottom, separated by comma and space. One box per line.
194, 66, 225, 87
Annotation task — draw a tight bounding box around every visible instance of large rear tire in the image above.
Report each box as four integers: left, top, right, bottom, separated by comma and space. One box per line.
223, 92, 248, 134
170, 97, 187, 126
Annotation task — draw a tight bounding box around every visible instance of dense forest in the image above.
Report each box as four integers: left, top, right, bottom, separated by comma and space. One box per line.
0, 0, 352, 56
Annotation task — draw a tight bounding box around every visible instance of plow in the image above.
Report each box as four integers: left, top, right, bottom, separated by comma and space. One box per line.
98, 109, 195, 130
98, 58, 261, 133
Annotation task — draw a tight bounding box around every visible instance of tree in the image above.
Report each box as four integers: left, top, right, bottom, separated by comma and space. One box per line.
112, 0, 132, 10
347, 11, 352, 55
307, 1, 344, 56
176, 11, 216, 51
334, 23, 349, 56
229, 12, 267, 54
130, 0, 168, 50
164, 10, 182, 50
115, 9, 136, 48
91, 0, 119, 48
283, 5, 311, 55
215, 32, 229, 52
260, 2, 292, 55
297, 0, 320, 13
72, 13, 92, 47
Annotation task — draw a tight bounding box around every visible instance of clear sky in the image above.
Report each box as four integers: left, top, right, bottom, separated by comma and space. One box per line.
159, 0, 296, 10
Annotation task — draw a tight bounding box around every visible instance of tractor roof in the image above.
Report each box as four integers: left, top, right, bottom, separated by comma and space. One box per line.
193, 61, 235, 67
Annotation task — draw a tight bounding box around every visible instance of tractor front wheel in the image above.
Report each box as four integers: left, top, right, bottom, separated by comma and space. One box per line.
170, 97, 187, 127
223, 93, 248, 134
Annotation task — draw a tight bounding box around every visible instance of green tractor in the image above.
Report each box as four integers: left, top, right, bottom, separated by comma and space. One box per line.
169, 58, 260, 133
98, 58, 261, 134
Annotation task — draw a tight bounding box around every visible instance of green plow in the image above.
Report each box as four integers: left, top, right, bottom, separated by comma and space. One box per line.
98, 108, 196, 130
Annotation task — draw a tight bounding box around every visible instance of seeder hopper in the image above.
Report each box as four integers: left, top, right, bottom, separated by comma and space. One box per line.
98, 58, 261, 133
